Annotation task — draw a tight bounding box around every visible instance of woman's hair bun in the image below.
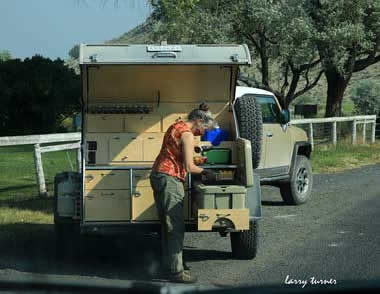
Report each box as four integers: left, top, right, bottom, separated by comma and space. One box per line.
199, 102, 209, 112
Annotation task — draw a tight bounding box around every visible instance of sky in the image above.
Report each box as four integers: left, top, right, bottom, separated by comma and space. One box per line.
0, 0, 151, 60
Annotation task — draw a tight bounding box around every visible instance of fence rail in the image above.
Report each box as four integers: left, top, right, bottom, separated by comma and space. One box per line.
290, 115, 377, 149
0, 133, 81, 197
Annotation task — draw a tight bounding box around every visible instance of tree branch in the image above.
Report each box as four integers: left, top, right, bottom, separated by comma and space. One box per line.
354, 53, 380, 72
293, 70, 324, 100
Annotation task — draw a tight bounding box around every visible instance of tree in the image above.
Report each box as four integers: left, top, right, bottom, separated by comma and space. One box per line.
0, 56, 80, 136
149, 0, 323, 108
69, 44, 80, 59
351, 79, 380, 115
0, 50, 12, 61
307, 0, 380, 117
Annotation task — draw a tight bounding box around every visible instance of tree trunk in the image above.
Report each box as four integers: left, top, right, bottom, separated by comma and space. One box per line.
324, 69, 350, 117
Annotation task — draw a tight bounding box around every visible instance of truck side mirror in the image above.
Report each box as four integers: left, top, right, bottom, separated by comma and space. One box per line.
280, 109, 290, 124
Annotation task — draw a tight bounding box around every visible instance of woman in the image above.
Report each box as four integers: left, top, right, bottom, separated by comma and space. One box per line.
150, 103, 216, 283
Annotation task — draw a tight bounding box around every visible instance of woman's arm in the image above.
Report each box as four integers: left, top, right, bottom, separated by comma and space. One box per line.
181, 132, 204, 174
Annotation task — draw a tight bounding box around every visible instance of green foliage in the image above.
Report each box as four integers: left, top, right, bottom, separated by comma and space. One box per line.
0, 50, 12, 61
68, 44, 80, 59
0, 56, 80, 136
307, 0, 380, 76
351, 79, 380, 115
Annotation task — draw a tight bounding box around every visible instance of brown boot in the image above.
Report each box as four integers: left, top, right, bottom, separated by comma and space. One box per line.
168, 270, 197, 284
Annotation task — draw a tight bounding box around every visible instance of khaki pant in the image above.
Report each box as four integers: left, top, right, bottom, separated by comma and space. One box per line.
150, 172, 185, 274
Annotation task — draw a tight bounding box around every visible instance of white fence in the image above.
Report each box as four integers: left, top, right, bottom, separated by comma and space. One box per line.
290, 115, 377, 150
0, 133, 81, 197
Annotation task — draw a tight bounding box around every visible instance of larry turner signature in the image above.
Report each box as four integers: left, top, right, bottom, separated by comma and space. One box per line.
284, 275, 337, 288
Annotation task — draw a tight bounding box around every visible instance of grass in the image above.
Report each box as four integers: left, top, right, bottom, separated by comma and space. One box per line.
0, 145, 77, 225
311, 142, 380, 174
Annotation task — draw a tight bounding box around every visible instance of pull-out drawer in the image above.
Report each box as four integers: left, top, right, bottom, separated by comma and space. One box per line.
85, 190, 131, 221
85, 170, 130, 190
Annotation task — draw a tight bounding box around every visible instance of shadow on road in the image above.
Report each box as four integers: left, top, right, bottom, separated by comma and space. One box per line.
0, 223, 229, 281
261, 200, 286, 206
0, 223, 163, 281
184, 248, 231, 262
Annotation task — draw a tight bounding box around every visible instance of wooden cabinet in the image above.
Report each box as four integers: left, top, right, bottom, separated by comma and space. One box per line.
125, 114, 161, 133
87, 114, 124, 133
84, 190, 131, 221
109, 134, 143, 162
141, 133, 164, 161
85, 170, 130, 190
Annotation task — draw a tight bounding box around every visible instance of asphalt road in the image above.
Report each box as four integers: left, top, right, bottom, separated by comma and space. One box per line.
0, 164, 379, 291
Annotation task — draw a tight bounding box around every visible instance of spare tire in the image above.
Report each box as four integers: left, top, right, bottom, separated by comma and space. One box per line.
234, 95, 263, 169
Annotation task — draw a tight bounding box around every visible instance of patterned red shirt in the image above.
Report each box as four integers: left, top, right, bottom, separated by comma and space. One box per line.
152, 121, 192, 182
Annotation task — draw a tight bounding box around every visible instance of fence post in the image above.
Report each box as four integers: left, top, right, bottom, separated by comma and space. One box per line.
371, 121, 376, 144
352, 120, 357, 145
363, 120, 366, 144
309, 123, 314, 150
33, 144, 47, 197
76, 146, 81, 172
332, 121, 337, 146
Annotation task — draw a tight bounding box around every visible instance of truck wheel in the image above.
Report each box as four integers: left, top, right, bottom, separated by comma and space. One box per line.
55, 222, 81, 261
230, 221, 258, 260
280, 155, 313, 205
234, 95, 263, 169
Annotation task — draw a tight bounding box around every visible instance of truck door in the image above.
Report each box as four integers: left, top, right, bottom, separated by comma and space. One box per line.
255, 95, 292, 178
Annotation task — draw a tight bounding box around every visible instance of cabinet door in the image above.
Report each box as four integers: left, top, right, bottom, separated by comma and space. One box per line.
133, 170, 151, 187
84, 190, 131, 221
125, 114, 162, 133
87, 114, 124, 133
109, 134, 143, 162
142, 134, 164, 162
85, 170, 130, 190
132, 186, 189, 221
132, 187, 159, 221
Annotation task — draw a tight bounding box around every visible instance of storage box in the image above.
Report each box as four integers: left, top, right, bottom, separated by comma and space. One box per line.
194, 184, 246, 209
202, 148, 231, 164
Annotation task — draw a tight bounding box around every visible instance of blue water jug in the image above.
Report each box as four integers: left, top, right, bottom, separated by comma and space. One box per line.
202, 128, 229, 146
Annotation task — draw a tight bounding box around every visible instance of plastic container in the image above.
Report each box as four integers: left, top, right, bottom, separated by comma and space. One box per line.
202, 148, 231, 164
202, 128, 229, 146
195, 184, 246, 209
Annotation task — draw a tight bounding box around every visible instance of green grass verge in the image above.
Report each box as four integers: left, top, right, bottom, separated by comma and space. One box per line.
0, 145, 77, 225
311, 142, 380, 174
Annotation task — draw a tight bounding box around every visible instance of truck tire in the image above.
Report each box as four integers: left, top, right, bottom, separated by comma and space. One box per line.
230, 221, 258, 260
280, 155, 313, 205
234, 95, 263, 169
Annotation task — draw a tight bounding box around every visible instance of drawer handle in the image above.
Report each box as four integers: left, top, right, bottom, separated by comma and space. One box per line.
121, 156, 128, 160
148, 137, 155, 140
101, 192, 115, 196
114, 137, 120, 140
199, 214, 209, 222
87, 195, 95, 199
216, 213, 231, 218
133, 191, 141, 197
85, 175, 94, 182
